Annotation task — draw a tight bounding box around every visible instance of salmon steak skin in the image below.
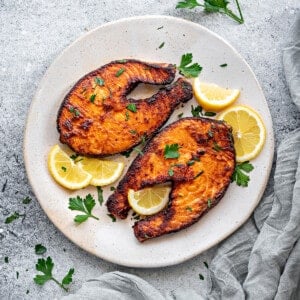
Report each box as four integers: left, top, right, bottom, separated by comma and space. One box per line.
57, 59, 193, 156
106, 117, 235, 242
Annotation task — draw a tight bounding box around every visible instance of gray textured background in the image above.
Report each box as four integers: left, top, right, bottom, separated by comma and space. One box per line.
0, 0, 299, 299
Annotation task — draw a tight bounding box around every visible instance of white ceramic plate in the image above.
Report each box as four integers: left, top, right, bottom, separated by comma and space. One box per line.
24, 16, 274, 268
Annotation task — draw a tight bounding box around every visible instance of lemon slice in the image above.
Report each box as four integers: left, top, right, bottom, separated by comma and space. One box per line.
78, 158, 124, 186
218, 105, 266, 162
193, 79, 240, 111
48, 145, 92, 190
128, 185, 171, 215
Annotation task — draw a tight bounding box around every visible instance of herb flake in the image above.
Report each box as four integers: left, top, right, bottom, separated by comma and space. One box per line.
115, 68, 125, 77
22, 196, 32, 204
126, 103, 137, 113
97, 186, 104, 206
164, 144, 180, 159
158, 42, 165, 49
90, 94, 96, 103
220, 63, 228, 67
35, 244, 47, 255
94, 77, 105, 86
107, 214, 116, 222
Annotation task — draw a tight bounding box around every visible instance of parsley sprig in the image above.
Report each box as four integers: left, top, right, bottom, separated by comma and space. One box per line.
178, 53, 202, 78
232, 161, 254, 187
68, 194, 99, 223
176, 0, 244, 24
34, 257, 74, 292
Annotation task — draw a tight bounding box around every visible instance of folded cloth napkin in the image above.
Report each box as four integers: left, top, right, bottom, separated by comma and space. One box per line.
62, 14, 300, 300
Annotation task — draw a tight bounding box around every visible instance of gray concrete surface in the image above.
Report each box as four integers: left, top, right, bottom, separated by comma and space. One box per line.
0, 0, 299, 299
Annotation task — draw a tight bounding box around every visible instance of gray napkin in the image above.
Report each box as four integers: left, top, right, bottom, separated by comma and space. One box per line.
62, 14, 300, 300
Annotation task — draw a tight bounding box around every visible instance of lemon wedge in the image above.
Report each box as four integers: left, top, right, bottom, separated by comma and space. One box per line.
128, 185, 171, 215
77, 158, 124, 186
218, 105, 266, 162
48, 145, 92, 190
193, 79, 240, 111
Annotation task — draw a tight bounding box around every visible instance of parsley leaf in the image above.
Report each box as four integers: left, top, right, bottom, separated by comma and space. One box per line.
164, 144, 180, 159
231, 161, 254, 187
5, 257, 8, 263
178, 112, 184, 119
68, 194, 99, 223
207, 199, 212, 208
69, 107, 80, 117
97, 186, 104, 206
178, 53, 202, 78
199, 273, 204, 280
213, 142, 223, 152
176, 0, 244, 24
35, 244, 47, 255
34, 257, 74, 292
220, 63, 228, 67
94, 77, 105, 86
126, 103, 137, 113
204, 111, 216, 117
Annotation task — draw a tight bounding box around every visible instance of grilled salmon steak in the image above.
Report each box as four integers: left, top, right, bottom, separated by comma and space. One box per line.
106, 117, 235, 242
57, 59, 193, 156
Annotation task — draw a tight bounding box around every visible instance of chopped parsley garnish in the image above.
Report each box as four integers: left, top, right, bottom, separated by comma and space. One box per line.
34, 256, 74, 292
129, 129, 137, 135
164, 144, 180, 159
176, 0, 244, 24
157, 26, 164, 30
2, 179, 8, 192
178, 112, 184, 118
117, 59, 127, 63
220, 63, 228, 67
110, 186, 116, 191
213, 142, 222, 152
204, 111, 216, 117
69, 107, 80, 117
5, 212, 24, 224
168, 169, 174, 176
68, 194, 99, 223
125, 111, 130, 121
107, 214, 116, 222
187, 160, 195, 166
115, 68, 125, 77
22, 196, 32, 204
158, 42, 165, 49
207, 199, 212, 208
26, 290, 29, 294
126, 103, 137, 113
186, 206, 193, 212
4, 257, 8, 263
97, 186, 104, 206
61, 166, 67, 172
89, 94, 96, 103
177, 53, 202, 78
70, 154, 78, 160
140, 134, 147, 146
199, 273, 204, 280
35, 244, 47, 255
94, 77, 105, 86
16, 271, 19, 279
231, 161, 254, 187
191, 105, 203, 117
204, 261, 209, 268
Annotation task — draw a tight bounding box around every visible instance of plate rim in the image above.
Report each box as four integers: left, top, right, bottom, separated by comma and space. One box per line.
23, 15, 274, 268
